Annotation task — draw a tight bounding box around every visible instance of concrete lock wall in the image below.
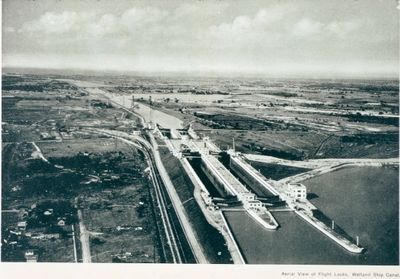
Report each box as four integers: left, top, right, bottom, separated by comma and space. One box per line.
229, 158, 276, 198
199, 159, 234, 198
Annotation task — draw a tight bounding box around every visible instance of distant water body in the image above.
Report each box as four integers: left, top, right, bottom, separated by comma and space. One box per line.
91, 92, 184, 130
224, 166, 399, 265
68, 79, 184, 129
108, 94, 184, 129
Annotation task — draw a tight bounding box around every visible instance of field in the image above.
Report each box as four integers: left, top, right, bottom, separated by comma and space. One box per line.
2, 72, 398, 264
109, 77, 399, 160
248, 161, 310, 181
1, 73, 160, 263
83, 202, 158, 263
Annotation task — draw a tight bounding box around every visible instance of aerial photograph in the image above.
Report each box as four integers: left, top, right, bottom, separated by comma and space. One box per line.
1, 0, 399, 273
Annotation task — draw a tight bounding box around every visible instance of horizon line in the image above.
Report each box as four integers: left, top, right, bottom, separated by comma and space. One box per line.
2, 65, 399, 81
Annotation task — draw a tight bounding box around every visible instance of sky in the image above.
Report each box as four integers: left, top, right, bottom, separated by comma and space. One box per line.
2, 0, 399, 78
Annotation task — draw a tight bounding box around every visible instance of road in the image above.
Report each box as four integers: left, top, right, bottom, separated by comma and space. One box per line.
146, 147, 183, 263
245, 153, 399, 169
149, 132, 208, 263
84, 128, 186, 263
246, 153, 399, 184
72, 82, 208, 263
31, 141, 49, 163
77, 209, 91, 263
96, 128, 208, 263
71, 225, 78, 263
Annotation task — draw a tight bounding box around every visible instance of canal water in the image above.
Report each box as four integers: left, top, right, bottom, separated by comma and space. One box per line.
110, 94, 184, 129
303, 166, 399, 265
224, 166, 399, 265
130, 92, 230, 104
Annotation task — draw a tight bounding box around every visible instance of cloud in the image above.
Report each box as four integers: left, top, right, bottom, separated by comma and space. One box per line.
210, 5, 289, 37
87, 14, 118, 37
19, 11, 89, 34
119, 7, 168, 32
326, 21, 361, 37
4, 26, 15, 33
293, 18, 362, 38
292, 18, 324, 37
208, 5, 291, 50
15, 4, 363, 51
4, 1, 396, 78
18, 7, 168, 38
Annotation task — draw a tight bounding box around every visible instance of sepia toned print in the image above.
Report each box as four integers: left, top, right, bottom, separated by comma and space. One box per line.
1, 0, 398, 266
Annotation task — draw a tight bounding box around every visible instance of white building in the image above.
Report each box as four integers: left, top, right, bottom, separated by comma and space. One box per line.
200, 190, 212, 205
287, 183, 307, 200
17, 221, 27, 231
25, 251, 38, 262
244, 200, 263, 209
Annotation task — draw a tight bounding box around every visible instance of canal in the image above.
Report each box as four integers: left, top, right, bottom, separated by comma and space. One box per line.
104, 92, 184, 129
224, 166, 398, 265
303, 166, 399, 265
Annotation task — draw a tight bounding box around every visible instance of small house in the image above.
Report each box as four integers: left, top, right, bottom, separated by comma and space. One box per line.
17, 221, 27, 231
44, 209, 53, 216
57, 219, 66, 227
25, 251, 38, 262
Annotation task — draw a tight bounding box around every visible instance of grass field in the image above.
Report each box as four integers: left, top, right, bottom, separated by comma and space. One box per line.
82, 184, 160, 263
38, 138, 135, 158
2, 74, 159, 263
248, 161, 311, 180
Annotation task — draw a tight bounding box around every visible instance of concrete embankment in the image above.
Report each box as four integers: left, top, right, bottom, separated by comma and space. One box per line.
149, 134, 208, 263
247, 209, 279, 230
180, 157, 245, 264
280, 160, 399, 184
279, 164, 348, 184
295, 210, 364, 254
243, 154, 399, 175
220, 211, 246, 264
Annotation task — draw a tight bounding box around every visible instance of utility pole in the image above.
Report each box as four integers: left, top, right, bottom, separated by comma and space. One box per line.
153, 242, 156, 263
149, 96, 153, 127
130, 95, 135, 110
